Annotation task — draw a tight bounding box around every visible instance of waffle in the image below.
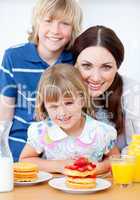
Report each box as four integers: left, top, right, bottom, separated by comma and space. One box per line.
14, 162, 39, 182
64, 157, 96, 189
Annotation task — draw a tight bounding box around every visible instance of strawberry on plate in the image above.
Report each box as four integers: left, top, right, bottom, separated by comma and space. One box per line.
74, 157, 89, 167
64, 157, 96, 189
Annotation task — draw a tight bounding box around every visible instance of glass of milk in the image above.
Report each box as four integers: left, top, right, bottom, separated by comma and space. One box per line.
0, 121, 13, 192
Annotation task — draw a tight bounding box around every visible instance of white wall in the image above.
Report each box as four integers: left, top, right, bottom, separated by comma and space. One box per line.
80, 0, 140, 81
0, 0, 140, 81
0, 0, 35, 60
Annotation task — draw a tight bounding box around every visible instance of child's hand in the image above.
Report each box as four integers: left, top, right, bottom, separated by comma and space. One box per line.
57, 159, 74, 174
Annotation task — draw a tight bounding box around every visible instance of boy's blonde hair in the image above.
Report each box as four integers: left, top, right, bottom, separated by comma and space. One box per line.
35, 63, 89, 121
28, 0, 83, 49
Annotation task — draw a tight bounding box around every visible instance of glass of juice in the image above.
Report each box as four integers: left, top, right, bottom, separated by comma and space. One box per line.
110, 155, 135, 188
128, 134, 140, 182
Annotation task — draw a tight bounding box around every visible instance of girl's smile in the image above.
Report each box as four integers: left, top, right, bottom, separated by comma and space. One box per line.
45, 95, 85, 135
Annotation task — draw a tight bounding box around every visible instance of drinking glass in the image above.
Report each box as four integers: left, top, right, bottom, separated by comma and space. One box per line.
0, 121, 13, 192
110, 155, 135, 188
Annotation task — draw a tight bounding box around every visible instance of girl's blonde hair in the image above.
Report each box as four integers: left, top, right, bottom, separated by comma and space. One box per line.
28, 0, 83, 49
35, 63, 89, 121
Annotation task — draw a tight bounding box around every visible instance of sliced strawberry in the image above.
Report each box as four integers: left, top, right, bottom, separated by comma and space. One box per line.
66, 164, 79, 170
78, 165, 88, 172
91, 163, 96, 168
77, 167, 85, 172
71, 164, 79, 170
74, 157, 89, 167
86, 164, 93, 171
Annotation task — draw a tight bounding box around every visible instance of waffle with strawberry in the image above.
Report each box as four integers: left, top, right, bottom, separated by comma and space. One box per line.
64, 157, 96, 189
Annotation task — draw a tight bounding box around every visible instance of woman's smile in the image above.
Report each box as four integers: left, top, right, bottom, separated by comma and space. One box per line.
86, 80, 104, 91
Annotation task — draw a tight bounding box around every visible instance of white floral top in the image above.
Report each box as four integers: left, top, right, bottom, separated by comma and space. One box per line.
27, 115, 117, 161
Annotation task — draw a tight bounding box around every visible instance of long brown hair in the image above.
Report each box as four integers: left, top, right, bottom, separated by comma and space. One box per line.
35, 63, 89, 121
72, 25, 125, 135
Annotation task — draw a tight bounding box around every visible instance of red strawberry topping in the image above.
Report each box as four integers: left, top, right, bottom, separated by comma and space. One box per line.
65, 157, 96, 172
74, 157, 89, 167
65, 164, 79, 170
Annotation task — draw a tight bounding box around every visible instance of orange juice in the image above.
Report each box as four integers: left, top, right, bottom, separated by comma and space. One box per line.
128, 149, 140, 181
128, 134, 140, 182
134, 154, 140, 182
128, 151, 140, 182
111, 161, 135, 184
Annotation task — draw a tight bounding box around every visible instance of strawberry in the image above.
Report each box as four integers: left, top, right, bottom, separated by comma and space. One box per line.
74, 157, 89, 167
66, 164, 79, 170
86, 164, 93, 171
91, 163, 96, 168
77, 166, 87, 172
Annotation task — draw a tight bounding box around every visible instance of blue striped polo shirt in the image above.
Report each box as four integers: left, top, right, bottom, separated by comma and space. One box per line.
0, 42, 74, 161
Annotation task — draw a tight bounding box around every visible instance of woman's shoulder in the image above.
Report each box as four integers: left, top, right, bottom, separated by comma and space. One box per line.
121, 75, 140, 118
121, 75, 140, 103
122, 75, 140, 92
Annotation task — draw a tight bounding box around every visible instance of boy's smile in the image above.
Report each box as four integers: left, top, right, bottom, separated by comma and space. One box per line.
37, 16, 72, 62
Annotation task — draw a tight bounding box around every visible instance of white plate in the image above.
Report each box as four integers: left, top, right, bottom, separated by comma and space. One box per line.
97, 171, 111, 178
15, 171, 53, 186
48, 177, 112, 194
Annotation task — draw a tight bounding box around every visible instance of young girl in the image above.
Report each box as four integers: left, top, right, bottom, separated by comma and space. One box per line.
0, 0, 83, 161
20, 63, 119, 174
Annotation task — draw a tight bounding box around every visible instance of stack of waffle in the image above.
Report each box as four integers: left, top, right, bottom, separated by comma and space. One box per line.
14, 162, 39, 182
64, 157, 96, 189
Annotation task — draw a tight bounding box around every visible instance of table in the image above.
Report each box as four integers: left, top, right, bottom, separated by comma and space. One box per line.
0, 177, 140, 200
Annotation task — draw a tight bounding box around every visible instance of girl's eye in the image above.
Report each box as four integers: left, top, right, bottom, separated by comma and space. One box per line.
44, 19, 51, 23
49, 105, 58, 109
64, 101, 73, 106
61, 22, 71, 26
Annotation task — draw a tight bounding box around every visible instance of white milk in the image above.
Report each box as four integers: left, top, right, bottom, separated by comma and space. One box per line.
0, 157, 13, 192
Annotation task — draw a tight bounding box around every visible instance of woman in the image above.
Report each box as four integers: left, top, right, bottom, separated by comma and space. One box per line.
72, 25, 140, 152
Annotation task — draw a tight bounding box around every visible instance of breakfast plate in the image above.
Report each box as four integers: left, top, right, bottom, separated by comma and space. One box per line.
15, 171, 53, 186
48, 177, 112, 194
97, 171, 111, 178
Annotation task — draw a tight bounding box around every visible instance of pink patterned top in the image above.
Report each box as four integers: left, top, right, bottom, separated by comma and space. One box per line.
27, 115, 117, 161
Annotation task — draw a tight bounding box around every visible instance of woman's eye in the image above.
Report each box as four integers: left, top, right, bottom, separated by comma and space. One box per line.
81, 63, 92, 70
102, 65, 112, 70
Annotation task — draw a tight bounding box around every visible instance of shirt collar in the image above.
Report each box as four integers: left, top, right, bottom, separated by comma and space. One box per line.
56, 50, 74, 64
46, 115, 96, 144
24, 43, 74, 64
46, 119, 67, 141
23, 43, 44, 62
